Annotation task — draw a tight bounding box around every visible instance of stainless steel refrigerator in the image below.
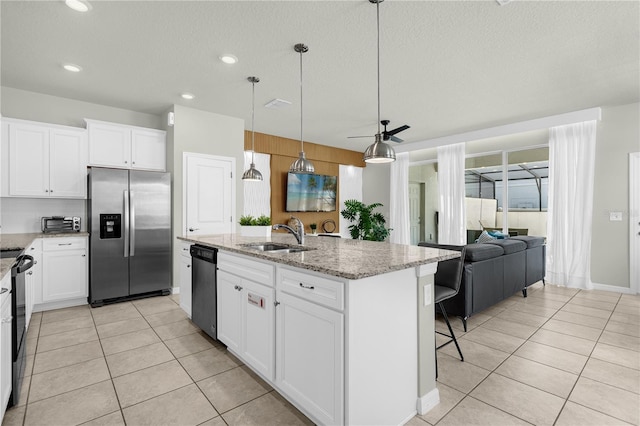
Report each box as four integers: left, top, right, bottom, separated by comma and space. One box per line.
88, 167, 171, 306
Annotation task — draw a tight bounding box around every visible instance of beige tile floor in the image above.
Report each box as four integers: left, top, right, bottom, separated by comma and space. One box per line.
2, 294, 312, 426
2, 283, 639, 426
413, 282, 640, 426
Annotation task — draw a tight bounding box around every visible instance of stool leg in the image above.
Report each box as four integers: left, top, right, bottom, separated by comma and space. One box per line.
439, 302, 464, 362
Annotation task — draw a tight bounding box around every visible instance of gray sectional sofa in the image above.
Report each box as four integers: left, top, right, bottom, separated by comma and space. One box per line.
419, 235, 545, 331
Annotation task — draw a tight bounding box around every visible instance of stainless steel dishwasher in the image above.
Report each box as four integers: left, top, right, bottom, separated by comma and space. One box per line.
189, 245, 218, 340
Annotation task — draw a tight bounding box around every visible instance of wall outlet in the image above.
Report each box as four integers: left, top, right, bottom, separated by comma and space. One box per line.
423, 284, 432, 306
609, 211, 623, 221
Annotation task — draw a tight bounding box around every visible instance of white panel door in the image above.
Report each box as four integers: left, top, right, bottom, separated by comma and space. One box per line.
216, 270, 242, 353
409, 183, 421, 245
42, 249, 88, 302
49, 129, 86, 198
179, 254, 192, 317
9, 123, 49, 197
242, 279, 274, 381
185, 153, 235, 235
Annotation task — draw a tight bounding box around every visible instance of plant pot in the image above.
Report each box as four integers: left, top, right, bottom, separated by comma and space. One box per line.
240, 226, 272, 238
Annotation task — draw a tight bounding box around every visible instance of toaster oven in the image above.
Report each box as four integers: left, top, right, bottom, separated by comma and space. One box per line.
41, 216, 81, 233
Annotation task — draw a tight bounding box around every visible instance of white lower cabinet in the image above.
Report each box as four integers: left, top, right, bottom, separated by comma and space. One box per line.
25, 239, 42, 329
42, 237, 88, 303
179, 242, 192, 317
275, 268, 344, 426
1, 285, 12, 421
217, 253, 275, 381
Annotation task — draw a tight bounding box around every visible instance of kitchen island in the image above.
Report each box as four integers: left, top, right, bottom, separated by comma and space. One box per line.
178, 233, 459, 426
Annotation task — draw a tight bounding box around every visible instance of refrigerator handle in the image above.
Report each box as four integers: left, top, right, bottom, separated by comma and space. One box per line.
123, 190, 129, 258
130, 191, 135, 257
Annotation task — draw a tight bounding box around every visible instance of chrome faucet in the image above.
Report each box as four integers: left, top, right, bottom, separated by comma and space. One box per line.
273, 216, 305, 245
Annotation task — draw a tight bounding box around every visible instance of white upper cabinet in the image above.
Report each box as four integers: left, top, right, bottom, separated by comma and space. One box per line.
86, 119, 166, 171
3, 119, 87, 198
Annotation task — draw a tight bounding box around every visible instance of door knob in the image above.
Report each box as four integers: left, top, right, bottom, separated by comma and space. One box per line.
189, 228, 200, 232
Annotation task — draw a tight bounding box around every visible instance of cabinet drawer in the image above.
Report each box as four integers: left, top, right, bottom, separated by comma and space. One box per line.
218, 252, 274, 287
180, 242, 192, 258
278, 267, 344, 311
43, 237, 87, 251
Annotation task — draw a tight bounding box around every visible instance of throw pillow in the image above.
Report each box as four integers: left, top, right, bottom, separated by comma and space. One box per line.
488, 230, 508, 239
476, 230, 496, 243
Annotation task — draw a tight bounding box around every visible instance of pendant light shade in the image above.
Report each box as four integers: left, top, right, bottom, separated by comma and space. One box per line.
363, 134, 396, 163
364, 0, 396, 164
242, 76, 263, 182
289, 43, 315, 174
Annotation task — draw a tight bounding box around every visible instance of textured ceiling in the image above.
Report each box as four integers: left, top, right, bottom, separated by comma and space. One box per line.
1, 1, 638, 152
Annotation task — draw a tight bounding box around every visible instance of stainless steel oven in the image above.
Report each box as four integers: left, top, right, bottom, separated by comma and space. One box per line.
9, 253, 33, 407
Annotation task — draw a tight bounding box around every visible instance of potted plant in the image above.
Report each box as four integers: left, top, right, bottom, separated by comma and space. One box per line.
239, 214, 272, 237
309, 222, 317, 234
340, 199, 392, 241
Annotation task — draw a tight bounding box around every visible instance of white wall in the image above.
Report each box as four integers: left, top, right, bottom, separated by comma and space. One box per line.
1, 87, 162, 129
591, 102, 639, 289
168, 105, 245, 288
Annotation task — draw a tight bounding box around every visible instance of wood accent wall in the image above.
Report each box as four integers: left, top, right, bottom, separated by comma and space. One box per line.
245, 131, 366, 234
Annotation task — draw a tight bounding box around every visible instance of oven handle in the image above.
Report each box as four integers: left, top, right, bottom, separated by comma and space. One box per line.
14, 254, 34, 274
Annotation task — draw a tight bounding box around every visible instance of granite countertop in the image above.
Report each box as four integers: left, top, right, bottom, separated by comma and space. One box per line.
179, 233, 459, 280
0, 232, 90, 280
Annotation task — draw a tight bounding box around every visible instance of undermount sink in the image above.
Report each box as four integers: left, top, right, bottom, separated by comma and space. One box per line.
242, 243, 314, 254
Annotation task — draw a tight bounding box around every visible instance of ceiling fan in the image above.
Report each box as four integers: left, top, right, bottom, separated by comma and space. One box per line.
348, 120, 411, 143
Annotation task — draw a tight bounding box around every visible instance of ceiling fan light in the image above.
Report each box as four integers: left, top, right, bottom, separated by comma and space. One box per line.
289, 152, 315, 174
364, 135, 396, 163
242, 162, 263, 181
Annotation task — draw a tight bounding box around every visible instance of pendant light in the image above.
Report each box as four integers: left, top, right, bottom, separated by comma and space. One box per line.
289, 43, 315, 174
363, 0, 396, 164
242, 76, 263, 182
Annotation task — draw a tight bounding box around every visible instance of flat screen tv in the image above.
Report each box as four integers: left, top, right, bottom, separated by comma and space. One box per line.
286, 172, 337, 212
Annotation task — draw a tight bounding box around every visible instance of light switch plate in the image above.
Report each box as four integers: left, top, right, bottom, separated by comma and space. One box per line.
610, 211, 623, 221
424, 284, 432, 306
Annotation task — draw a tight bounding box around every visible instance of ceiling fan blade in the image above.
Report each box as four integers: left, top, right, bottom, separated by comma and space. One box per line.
389, 135, 404, 143
347, 135, 374, 139
385, 124, 410, 136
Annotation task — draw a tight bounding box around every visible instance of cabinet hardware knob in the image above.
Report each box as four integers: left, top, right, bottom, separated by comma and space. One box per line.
299, 283, 315, 290
27, 271, 33, 275
82, 254, 86, 257
186, 265, 190, 268
234, 285, 243, 291
274, 301, 280, 307
45, 189, 49, 192
133, 161, 136, 164
50, 189, 53, 193
124, 160, 128, 164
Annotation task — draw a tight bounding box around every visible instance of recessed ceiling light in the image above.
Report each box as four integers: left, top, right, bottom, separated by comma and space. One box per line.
65, 0, 91, 12
181, 93, 195, 100
219, 54, 238, 65
63, 63, 82, 72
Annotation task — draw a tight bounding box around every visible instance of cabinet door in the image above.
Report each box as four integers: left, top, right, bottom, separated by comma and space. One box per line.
242, 280, 274, 381
276, 292, 344, 426
179, 255, 192, 317
217, 270, 242, 353
88, 122, 131, 168
1, 292, 12, 418
42, 249, 88, 302
27, 243, 43, 306
9, 123, 49, 196
131, 129, 166, 171
49, 129, 86, 198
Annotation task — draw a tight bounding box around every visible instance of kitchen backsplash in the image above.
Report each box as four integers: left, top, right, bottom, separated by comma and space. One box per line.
0, 198, 86, 233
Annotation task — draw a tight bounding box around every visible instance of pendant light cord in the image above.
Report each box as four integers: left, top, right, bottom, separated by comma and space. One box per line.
376, 0, 381, 136
299, 48, 304, 152
251, 80, 256, 164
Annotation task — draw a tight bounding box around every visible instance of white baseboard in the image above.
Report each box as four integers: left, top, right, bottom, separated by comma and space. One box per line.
417, 387, 440, 415
591, 282, 638, 295
33, 297, 87, 313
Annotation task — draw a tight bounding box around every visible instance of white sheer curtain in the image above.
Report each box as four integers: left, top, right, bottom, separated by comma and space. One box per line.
547, 120, 597, 289
339, 164, 363, 238
437, 143, 466, 245
389, 152, 410, 244
243, 152, 271, 217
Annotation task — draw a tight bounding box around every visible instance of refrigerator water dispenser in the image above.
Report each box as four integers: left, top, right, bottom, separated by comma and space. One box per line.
100, 214, 121, 239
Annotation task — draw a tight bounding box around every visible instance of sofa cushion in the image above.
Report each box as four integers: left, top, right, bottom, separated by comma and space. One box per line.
465, 244, 504, 261
485, 239, 527, 254
511, 235, 545, 248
